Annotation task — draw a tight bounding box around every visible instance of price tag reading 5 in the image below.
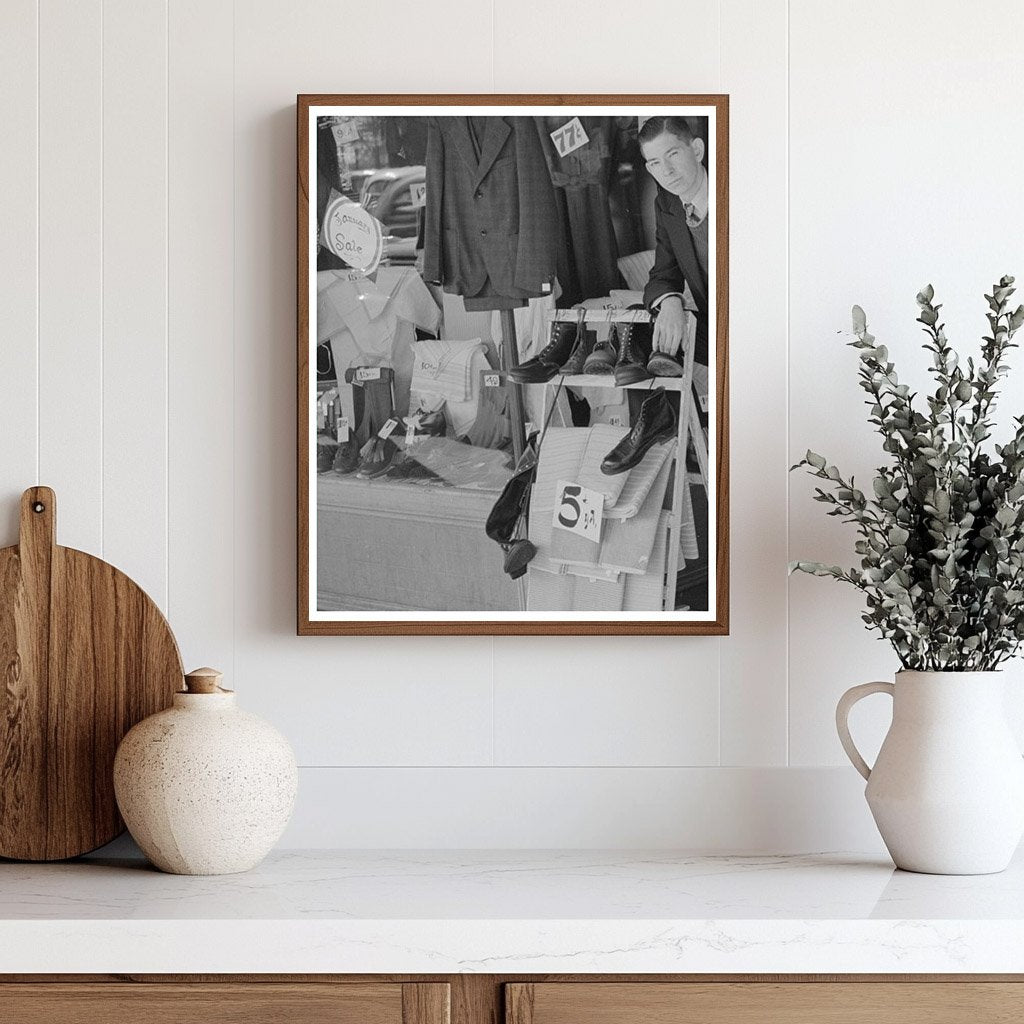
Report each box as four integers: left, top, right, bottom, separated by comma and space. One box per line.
552, 480, 604, 542
550, 117, 590, 158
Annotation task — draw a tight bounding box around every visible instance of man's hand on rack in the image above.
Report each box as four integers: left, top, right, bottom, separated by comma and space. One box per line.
652, 296, 686, 354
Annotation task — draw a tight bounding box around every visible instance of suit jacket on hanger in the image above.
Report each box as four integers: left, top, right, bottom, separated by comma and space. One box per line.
424, 117, 560, 307
643, 187, 709, 366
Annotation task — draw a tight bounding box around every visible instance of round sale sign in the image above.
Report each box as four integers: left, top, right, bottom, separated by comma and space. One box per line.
321, 195, 384, 273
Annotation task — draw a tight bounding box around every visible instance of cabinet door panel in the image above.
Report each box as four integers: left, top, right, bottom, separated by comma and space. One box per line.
506, 982, 1024, 1023
0, 982, 449, 1024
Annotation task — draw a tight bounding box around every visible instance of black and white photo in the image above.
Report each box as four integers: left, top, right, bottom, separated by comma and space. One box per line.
298, 96, 729, 635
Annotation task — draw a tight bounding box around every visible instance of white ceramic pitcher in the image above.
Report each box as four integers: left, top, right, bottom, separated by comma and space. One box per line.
837, 670, 1024, 874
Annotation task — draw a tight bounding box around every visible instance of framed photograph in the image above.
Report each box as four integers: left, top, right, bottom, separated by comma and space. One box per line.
298, 94, 729, 635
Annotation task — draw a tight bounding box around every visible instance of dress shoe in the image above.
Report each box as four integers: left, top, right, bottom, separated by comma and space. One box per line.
332, 437, 361, 475
582, 325, 618, 375
317, 437, 339, 473
559, 329, 594, 374
502, 538, 537, 579
613, 319, 654, 386
357, 436, 399, 479
507, 321, 579, 384
600, 387, 676, 475
646, 349, 685, 377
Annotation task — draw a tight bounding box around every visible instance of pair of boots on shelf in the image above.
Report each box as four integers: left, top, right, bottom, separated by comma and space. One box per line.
508, 312, 685, 387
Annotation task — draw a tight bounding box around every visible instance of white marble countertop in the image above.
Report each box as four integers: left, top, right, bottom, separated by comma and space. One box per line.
2, 847, 1024, 973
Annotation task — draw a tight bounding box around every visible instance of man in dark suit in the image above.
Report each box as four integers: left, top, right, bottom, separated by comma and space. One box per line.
639, 116, 709, 369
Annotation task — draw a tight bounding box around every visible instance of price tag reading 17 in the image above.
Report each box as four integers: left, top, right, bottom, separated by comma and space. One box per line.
550, 116, 590, 158
552, 480, 604, 543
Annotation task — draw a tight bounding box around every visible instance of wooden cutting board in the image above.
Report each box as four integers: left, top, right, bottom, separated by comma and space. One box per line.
0, 486, 183, 861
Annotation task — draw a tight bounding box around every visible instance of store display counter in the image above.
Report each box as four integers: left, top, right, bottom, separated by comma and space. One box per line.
317, 473, 519, 612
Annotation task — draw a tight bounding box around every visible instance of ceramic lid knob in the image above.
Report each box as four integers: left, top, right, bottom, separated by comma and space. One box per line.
183, 667, 224, 694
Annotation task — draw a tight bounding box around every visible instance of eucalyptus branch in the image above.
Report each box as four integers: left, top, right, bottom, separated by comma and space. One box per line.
791, 280, 1024, 672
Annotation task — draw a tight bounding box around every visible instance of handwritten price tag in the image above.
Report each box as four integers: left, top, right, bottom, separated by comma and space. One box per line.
337, 416, 350, 443
550, 116, 589, 158
552, 480, 604, 543
378, 418, 398, 440
483, 373, 501, 388
356, 366, 381, 382
405, 414, 421, 446
409, 182, 427, 208
331, 118, 361, 145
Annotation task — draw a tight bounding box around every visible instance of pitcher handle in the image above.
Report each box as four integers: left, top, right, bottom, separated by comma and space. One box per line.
836, 681, 895, 780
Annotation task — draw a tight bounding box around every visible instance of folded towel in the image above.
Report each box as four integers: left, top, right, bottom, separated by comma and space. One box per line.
411, 338, 485, 402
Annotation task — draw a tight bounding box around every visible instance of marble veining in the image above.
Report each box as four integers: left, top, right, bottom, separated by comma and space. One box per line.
1, 847, 1023, 972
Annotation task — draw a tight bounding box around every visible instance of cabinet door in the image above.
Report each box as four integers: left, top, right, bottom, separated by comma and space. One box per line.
506, 982, 1023, 1023
0, 982, 449, 1024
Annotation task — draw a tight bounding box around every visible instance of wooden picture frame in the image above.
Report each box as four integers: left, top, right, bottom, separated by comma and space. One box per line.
298, 95, 729, 635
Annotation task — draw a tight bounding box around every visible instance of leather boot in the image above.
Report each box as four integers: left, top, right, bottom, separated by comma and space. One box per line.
582, 325, 619, 375
600, 387, 676, 475
613, 320, 654, 386
559, 328, 594, 374
507, 321, 579, 384
647, 349, 685, 377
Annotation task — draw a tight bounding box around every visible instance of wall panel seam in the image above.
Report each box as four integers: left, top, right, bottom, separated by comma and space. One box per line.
231, 0, 237, 685
35, 0, 40, 484
165, 0, 170, 614
785, 0, 792, 767
100, 0, 104, 558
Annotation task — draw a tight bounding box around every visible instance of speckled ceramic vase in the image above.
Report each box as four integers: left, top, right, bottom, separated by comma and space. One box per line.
113, 667, 298, 875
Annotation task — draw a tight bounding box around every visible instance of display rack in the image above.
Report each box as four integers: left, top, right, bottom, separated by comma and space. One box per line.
510, 307, 702, 611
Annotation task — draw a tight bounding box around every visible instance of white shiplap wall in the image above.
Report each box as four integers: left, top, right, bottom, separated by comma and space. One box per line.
2, 0, 1021, 851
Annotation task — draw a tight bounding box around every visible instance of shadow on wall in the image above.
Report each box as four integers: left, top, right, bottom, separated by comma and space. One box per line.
236, 105, 302, 637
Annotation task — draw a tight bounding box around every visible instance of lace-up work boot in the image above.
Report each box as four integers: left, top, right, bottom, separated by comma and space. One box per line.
559, 328, 594, 374
613, 319, 654, 386
582, 324, 619, 375
647, 348, 685, 377
600, 387, 676, 475
507, 321, 579, 384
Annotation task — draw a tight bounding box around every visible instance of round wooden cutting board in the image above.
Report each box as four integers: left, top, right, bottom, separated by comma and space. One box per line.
0, 486, 183, 861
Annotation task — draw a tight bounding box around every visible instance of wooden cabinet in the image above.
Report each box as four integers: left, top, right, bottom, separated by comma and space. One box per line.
505, 981, 1024, 1024
0, 982, 449, 1024
4, 976, 1023, 1023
